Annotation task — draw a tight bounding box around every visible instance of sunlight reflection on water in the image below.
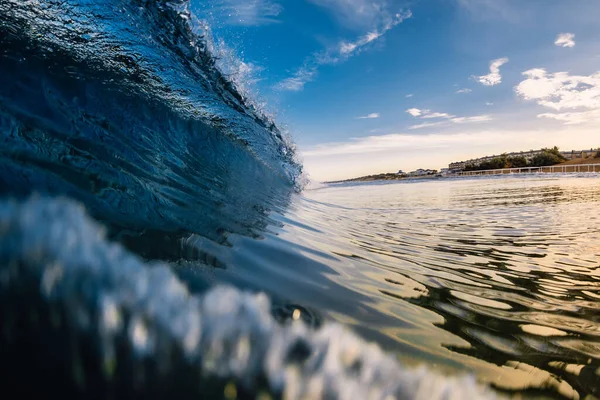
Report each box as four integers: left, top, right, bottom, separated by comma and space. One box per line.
263, 175, 600, 399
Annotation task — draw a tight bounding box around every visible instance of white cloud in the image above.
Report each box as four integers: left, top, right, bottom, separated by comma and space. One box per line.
422, 112, 455, 119
515, 68, 600, 125
210, 0, 283, 26
356, 113, 380, 119
336, 10, 411, 57
406, 108, 489, 125
406, 94, 414, 98
450, 115, 492, 123
457, 0, 518, 22
340, 31, 381, 54
456, 88, 472, 94
409, 114, 491, 129
303, 131, 481, 157
406, 108, 426, 117
275, 8, 411, 91
408, 121, 446, 130
302, 127, 594, 158
538, 109, 600, 125
555, 33, 575, 48
308, 0, 398, 29
275, 67, 317, 91
486, 102, 494, 106
475, 57, 509, 86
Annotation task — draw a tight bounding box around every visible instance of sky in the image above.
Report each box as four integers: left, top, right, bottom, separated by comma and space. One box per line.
195, 0, 600, 181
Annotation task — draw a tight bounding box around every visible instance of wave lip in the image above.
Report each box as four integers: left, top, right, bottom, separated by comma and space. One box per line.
0, 196, 497, 399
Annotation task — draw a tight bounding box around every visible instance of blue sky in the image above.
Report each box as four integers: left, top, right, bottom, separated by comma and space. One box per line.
195, 0, 600, 181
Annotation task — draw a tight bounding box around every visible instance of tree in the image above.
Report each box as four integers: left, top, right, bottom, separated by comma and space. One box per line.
507, 156, 528, 168
463, 156, 509, 171
530, 147, 567, 167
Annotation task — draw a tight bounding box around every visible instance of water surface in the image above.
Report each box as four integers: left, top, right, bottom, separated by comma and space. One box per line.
203, 175, 600, 399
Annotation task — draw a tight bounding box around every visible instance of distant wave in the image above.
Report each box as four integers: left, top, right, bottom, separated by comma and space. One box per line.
0, 197, 496, 399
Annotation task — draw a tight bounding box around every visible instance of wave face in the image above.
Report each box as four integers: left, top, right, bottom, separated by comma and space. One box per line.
0, 0, 302, 257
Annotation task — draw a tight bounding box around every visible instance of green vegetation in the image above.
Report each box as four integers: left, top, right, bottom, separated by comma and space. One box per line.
464, 147, 567, 171
328, 170, 439, 183
507, 155, 528, 168
530, 147, 567, 166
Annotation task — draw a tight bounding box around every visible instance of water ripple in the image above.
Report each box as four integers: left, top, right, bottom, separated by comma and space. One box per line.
268, 176, 600, 398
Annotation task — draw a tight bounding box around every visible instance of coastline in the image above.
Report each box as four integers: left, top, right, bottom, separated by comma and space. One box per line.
457, 158, 600, 177
328, 155, 600, 184
326, 173, 440, 184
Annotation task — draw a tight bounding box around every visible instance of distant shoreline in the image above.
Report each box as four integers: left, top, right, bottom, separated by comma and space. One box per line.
325, 173, 440, 184
457, 159, 600, 176
326, 156, 600, 184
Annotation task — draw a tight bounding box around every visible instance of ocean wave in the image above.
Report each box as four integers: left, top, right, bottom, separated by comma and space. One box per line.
0, 0, 306, 263
0, 0, 303, 182
0, 196, 496, 399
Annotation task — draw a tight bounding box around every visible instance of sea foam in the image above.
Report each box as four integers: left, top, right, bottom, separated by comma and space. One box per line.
0, 197, 497, 399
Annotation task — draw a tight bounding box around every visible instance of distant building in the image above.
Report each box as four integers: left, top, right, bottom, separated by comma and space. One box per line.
397, 170, 406, 175
408, 168, 436, 177
448, 161, 466, 173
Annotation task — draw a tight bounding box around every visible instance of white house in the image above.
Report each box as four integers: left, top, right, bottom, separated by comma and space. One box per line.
408, 169, 436, 177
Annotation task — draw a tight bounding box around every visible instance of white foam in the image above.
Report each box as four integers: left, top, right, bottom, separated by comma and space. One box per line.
0, 197, 498, 399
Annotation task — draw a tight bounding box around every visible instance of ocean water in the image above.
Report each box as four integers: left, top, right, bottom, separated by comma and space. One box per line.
1, 1, 599, 399
283, 176, 600, 398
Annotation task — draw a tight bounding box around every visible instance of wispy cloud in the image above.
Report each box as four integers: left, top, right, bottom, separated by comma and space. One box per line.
475, 57, 509, 86
538, 109, 600, 125
406, 108, 491, 129
308, 0, 397, 29
456, 88, 472, 94
340, 31, 383, 55
302, 127, 576, 158
409, 115, 491, 129
302, 131, 485, 157
405, 94, 414, 98
209, 0, 283, 26
408, 121, 446, 130
406, 108, 426, 117
275, 9, 412, 91
356, 113, 380, 119
515, 68, 600, 125
457, 0, 519, 22
422, 112, 454, 119
451, 115, 492, 123
555, 33, 575, 48
276, 67, 317, 92
486, 102, 494, 106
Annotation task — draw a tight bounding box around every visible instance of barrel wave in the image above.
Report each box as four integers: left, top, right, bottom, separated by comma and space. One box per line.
0, 0, 302, 252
